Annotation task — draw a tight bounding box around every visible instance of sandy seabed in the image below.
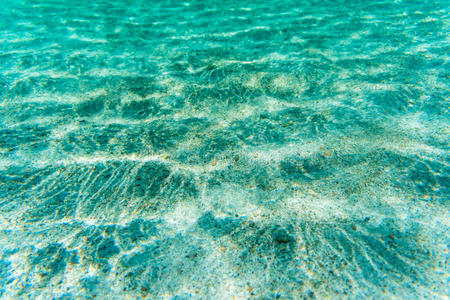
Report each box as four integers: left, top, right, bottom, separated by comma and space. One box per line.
0, 0, 449, 299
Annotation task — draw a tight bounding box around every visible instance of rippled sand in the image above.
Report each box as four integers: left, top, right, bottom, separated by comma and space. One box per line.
0, 0, 449, 298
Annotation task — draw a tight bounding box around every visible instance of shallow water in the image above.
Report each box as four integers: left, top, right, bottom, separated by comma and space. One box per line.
0, 0, 449, 298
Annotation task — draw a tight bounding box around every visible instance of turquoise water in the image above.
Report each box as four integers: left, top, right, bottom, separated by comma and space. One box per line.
0, 0, 449, 298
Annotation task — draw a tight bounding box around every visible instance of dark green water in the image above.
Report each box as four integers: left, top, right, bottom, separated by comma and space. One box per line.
0, 0, 449, 298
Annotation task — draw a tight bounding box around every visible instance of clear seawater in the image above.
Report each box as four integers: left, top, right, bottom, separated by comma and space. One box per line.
0, 0, 449, 298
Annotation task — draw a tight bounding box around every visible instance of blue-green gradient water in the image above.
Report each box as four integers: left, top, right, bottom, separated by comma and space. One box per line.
0, 0, 449, 298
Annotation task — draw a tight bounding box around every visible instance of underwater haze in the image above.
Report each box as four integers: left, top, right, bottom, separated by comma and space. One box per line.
0, 0, 449, 299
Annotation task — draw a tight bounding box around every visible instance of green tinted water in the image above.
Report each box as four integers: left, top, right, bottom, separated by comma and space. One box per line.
0, 0, 448, 298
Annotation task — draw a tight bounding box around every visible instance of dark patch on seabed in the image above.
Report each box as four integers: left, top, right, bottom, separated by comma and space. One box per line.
0, 0, 449, 298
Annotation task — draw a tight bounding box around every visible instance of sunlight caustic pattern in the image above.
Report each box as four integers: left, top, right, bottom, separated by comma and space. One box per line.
0, 0, 449, 298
